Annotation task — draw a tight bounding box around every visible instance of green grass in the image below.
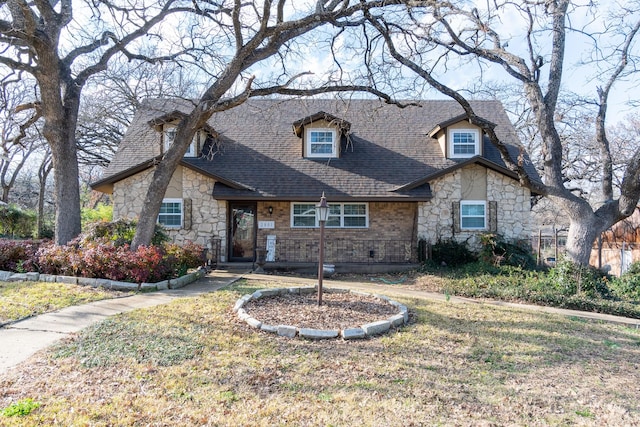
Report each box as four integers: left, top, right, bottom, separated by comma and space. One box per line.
1, 278, 639, 426
0, 281, 130, 324
0, 399, 40, 417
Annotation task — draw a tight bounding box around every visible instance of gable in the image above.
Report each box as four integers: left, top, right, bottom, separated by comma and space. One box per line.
429, 116, 489, 159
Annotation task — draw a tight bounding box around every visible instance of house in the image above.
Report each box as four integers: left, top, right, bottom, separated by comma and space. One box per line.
91, 98, 539, 270
590, 207, 640, 276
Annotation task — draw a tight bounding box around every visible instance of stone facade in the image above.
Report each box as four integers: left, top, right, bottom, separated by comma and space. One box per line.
417, 164, 531, 251
112, 166, 227, 257
112, 163, 530, 263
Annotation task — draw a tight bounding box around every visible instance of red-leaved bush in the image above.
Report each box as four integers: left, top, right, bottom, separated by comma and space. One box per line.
1, 229, 205, 284
0, 240, 41, 272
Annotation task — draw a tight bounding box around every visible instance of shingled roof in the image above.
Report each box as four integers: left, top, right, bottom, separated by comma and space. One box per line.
94, 98, 539, 201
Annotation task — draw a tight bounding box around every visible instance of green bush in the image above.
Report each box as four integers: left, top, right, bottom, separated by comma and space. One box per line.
79, 218, 168, 247
609, 262, 640, 301
478, 233, 537, 269
429, 239, 476, 267
546, 259, 611, 299
0, 204, 36, 238
441, 264, 640, 319
81, 203, 113, 228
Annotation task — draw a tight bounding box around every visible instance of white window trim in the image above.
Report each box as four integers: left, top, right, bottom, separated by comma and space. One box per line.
448, 128, 480, 158
305, 128, 337, 158
163, 124, 197, 158
290, 203, 316, 228
291, 202, 368, 228
460, 200, 487, 230
158, 198, 183, 229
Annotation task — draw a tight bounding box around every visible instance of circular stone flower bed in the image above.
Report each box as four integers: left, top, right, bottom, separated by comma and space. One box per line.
234, 287, 409, 340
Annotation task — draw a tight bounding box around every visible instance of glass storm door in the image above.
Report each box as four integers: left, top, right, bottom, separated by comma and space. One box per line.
229, 203, 256, 261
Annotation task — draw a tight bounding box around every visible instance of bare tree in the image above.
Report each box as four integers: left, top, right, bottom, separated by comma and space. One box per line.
129, 0, 411, 249
77, 57, 203, 169
0, 78, 45, 204
0, 0, 194, 245
362, 0, 640, 265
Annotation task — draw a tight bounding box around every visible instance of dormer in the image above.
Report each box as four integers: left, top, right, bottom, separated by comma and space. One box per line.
429, 114, 494, 159
292, 112, 351, 159
149, 111, 214, 158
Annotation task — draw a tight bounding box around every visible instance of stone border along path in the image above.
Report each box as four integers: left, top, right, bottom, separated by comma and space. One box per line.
234, 286, 409, 340
0, 269, 206, 291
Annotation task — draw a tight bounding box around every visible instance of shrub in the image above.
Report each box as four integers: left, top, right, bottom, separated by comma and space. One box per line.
36, 243, 81, 276
30, 236, 205, 283
164, 241, 206, 277
81, 203, 113, 228
0, 204, 36, 238
0, 240, 40, 272
545, 259, 611, 299
429, 239, 476, 267
79, 218, 168, 247
609, 262, 640, 301
478, 233, 537, 269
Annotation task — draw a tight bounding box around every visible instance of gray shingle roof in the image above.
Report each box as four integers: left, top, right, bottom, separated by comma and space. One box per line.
96, 98, 539, 201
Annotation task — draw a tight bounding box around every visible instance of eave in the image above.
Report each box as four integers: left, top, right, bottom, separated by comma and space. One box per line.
90, 156, 253, 194
394, 156, 523, 192
292, 111, 352, 137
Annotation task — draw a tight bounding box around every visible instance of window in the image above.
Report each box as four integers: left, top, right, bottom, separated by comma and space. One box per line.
292, 203, 316, 227
158, 198, 183, 228
460, 200, 486, 230
449, 129, 480, 158
291, 202, 368, 228
306, 129, 337, 158
163, 125, 197, 157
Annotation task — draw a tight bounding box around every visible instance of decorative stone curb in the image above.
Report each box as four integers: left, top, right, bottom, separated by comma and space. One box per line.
0, 268, 206, 291
235, 287, 409, 340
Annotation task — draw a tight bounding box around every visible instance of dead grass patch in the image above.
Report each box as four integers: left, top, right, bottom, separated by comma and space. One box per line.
0, 281, 130, 325
1, 278, 639, 426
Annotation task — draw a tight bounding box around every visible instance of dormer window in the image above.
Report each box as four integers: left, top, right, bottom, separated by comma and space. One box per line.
306, 128, 337, 158
293, 112, 349, 159
449, 129, 480, 158
163, 124, 197, 157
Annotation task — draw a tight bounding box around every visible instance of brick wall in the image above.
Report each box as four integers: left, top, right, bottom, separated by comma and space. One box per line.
255, 201, 418, 263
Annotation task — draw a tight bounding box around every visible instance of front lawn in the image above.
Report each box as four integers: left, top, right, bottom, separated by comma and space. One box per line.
0, 281, 130, 325
1, 279, 639, 425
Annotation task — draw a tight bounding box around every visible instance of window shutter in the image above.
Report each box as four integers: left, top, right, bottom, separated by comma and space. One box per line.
452, 202, 461, 234
488, 201, 498, 232
183, 198, 192, 230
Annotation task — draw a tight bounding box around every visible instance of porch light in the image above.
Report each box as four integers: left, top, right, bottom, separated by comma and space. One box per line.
315, 192, 329, 306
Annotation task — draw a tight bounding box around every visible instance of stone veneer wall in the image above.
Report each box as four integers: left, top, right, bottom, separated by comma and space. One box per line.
417, 166, 531, 250
486, 169, 531, 241
112, 167, 227, 257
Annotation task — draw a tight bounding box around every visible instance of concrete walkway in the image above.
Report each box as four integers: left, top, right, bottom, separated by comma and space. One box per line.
2, 270, 639, 376
0, 271, 243, 375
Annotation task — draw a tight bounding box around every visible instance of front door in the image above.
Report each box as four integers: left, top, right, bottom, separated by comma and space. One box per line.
229, 202, 257, 262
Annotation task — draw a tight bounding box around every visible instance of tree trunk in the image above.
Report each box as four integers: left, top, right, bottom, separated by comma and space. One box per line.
38, 54, 83, 245
565, 220, 601, 266
49, 133, 82, 245
37, 158, 53, 239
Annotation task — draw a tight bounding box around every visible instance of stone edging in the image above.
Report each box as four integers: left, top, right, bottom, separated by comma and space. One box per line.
234, 287, 409, 340
0, 269, 206, 291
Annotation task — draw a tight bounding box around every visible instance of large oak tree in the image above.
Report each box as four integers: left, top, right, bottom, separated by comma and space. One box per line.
0, 0, 193, 244
363, 0, 640, 265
